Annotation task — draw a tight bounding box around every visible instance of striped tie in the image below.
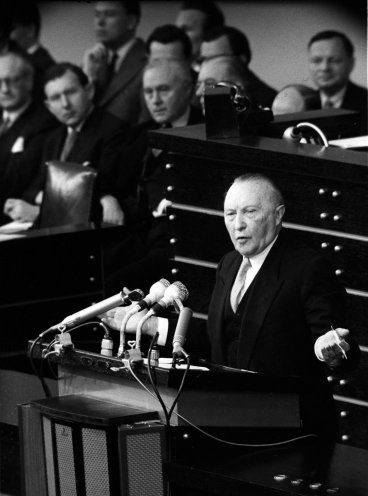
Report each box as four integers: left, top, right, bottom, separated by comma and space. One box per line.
230, 258, 252, 312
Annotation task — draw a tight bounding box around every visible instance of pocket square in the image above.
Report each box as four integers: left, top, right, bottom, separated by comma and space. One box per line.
11, 137, 25, 154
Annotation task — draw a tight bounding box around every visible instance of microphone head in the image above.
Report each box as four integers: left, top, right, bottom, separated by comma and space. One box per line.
172, 281, 189, 302
149, 278, 171, 299
122, 289, 144, 304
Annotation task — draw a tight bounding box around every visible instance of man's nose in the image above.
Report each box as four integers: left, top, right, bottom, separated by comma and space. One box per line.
60, 94, 70, 107
234, 212, 246, 230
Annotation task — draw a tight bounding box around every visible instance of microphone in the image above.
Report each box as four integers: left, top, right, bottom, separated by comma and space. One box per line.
172, 307, 193, 358
148, 281, 189, 317
47, 289, 144, 332
116, 279, 170, 357
128, 279, 171, 315
134, 282, 189, 351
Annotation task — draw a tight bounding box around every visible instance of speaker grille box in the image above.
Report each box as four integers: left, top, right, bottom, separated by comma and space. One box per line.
18, 395, 166, 496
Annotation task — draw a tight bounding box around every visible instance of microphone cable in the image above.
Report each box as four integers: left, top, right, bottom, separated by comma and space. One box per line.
146, 332, 169, 426
127, 360, 318, 449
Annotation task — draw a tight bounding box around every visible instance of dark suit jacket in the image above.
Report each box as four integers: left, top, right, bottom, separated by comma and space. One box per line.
244, 68, 277, 108
207, 229, 359, 376
189, 229, 360, 437
96, 39, 149, 126
30, 45, 56, 100
318, 81, 368, 134
24, 106, 131, 206
0, 101, 58, 210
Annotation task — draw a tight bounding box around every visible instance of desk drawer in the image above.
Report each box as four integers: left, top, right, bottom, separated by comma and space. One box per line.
335, 400, 368, 449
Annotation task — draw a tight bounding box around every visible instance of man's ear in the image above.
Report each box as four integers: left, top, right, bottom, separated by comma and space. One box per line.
86, 82, 95, 101
275, 204, 285, 225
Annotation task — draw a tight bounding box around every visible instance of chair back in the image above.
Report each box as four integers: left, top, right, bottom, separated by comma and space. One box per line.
37, 161, 97, 228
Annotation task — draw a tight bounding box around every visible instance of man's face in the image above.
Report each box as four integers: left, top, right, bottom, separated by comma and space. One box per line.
45, 70, 93, 127
200, 35, 232, 61
224, 179, 284, 257
149, 41, 186, 61
94, 1, 135, 49
195, 57, 239, 113
143, 65, 191, 124
308, 37, 354, 94
0, 54, 33, 111
175, 9, 206, 60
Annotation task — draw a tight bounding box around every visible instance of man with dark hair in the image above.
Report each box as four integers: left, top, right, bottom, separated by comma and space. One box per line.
10, 1, 55, 90
199, 26, 276, 108
82, 0, 148, 125
175, 0, 225, 68
102, 172, 360, 440
308, 30, 367, 133
0, 49, 57, 224
146, 24, 192, 62
3, 62, 131, 225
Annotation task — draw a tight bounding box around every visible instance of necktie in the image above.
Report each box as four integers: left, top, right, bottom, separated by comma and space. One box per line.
0, 115, 11, 136
230, 258, 252, 312
105, 52, 118, 87
323, 99, 334, 109
60, 128, 78, 161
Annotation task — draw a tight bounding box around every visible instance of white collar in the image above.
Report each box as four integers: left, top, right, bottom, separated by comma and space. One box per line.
320, 86, 347, 108
247, 234, 279, 271
2, 99, 32, 124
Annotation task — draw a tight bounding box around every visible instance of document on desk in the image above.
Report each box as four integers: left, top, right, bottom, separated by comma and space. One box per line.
0, 220, 33, 235
144, 357, 209, 371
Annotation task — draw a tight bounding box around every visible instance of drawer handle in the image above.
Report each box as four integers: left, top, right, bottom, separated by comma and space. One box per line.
339, 379, 348, 386
341, 434, 350, 442
327, 375, 334, 382
318, 188, 328, 195
165, 163, 173, 170
170, 238, 178, 245
333, 214, 341, 222
169, 214, 176, 221
335, 269, 344, 276
321, 242, 330, 249
340, 411, 349, 417
171, 268, 179, 275
331, 190, 341, 198
334, 245, 343, 252
166, 185, 174, 192
320, 212, 329, 219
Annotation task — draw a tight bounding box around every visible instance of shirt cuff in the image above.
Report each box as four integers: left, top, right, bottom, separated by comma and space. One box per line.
156, 317, 169, 346
314, 336, 325, 362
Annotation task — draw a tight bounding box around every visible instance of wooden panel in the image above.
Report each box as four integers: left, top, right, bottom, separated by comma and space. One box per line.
329, 351, 368, 402
169, 207, 368, 292
169, 262, 215, 315
166, 154, 368, 235
335, 400, 368, 449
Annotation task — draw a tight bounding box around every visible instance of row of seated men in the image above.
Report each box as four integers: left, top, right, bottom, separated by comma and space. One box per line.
0, 1, 366, 294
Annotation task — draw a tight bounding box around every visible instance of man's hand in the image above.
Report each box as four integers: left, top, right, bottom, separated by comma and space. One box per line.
100, 306, 158, 337
100, 195, 125, 225
82, 43, 109, 83
3, 198, 40, 222
315, 328, 350, 367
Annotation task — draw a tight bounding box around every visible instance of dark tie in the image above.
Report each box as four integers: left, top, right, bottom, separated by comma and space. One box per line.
60, 128, 78, 161
0, 115, 11, 136
230, 258, 252, 312
323, 99, 334, 109
105, 52, 118, 87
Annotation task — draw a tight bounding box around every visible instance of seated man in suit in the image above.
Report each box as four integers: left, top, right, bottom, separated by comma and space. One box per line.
3, 62, 131, 225
0, 49, 57, 224
102, 173, 360, 440
199, 26, 277, 108
308, 30, 368, 134
104, 57, 203, 293
82, 0, 148, 126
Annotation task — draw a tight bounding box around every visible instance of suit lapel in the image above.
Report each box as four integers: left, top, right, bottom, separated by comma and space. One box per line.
237, 234, 287, 368
99, 40, 146, 106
